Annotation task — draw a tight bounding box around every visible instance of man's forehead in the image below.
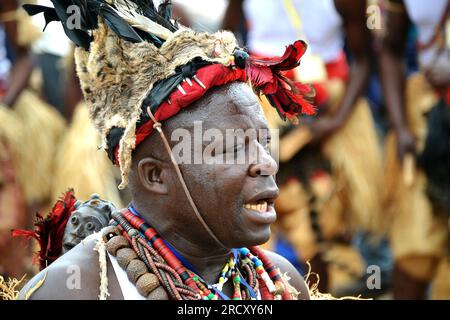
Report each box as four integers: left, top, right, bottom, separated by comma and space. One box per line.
226, 83, 261, 109
175, 83, 267, 129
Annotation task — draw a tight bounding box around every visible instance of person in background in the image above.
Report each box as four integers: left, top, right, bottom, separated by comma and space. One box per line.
0, 0, 65, 278
0, 0, 33, 108
380, 0, 450, 299
0, 0, 36, 279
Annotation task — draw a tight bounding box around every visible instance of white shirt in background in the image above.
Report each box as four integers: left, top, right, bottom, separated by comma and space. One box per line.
243, 0, 343, 64
296, 0, 343, 64
244, 0, 301, 56
0, 27, 11, 83
404, 0, 449, 68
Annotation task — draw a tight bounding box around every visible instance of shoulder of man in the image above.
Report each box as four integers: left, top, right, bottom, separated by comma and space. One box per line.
262, 249, 310, 300
18, 233, 114, 300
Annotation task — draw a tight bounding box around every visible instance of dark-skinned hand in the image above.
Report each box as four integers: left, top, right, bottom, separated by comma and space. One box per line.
396, 126, 416, 161
308, 117, 343, 145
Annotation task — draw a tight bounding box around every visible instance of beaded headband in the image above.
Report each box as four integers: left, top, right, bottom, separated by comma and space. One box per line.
24, 0, 315, 189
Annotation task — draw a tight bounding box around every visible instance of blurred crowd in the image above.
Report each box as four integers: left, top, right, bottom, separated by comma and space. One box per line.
0, 0, 449, 299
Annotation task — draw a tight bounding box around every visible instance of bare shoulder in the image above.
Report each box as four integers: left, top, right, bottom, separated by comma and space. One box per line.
18, 233, 119, 300
263, 249, 310, 300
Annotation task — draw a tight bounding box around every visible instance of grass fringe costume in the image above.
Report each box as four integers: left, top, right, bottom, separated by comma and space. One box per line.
52, 103, 124, 207
384, 73, 449, 283
0, 91, 65, 277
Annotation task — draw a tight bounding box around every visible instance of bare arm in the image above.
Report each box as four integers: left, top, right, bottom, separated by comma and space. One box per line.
0, 0, 34, 108
19, 236, 123, 300
222, 0, 245, 33
333, 0, 372, 127
63, 58, 83, 122
310, 0, 372, 143
379, 0, 416, 160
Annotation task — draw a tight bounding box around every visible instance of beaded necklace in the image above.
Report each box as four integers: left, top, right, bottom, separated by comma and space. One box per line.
102, 208, 293, 300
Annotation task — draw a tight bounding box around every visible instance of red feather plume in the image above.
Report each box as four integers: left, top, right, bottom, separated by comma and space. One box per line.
247, 40, 316, 120
12, 189, 77, 270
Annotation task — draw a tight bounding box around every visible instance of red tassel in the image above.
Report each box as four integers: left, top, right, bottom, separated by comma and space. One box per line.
12, 189, 77, 270
247, 40, 316, 119
249, 41, 307, 70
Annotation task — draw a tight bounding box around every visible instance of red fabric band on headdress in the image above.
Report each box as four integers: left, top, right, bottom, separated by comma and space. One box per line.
134, 64, 247, 147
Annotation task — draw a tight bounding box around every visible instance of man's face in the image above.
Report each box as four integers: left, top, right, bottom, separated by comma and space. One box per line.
165, 83, 279, 248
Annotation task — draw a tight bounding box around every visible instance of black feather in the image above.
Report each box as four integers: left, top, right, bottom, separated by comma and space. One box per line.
22, 4, 56, 18
158, 0, 173, 22
134, 28, 163, 47
78, 0, 99, 30
23, 0, 177, 49
141, 58, 211, 115
95, 3, 143, 43
38, 0, 94, 49
119, 0, 178, 32
45, 0, 93, 49
106, 127, 125, 163
22, 4, 60, 31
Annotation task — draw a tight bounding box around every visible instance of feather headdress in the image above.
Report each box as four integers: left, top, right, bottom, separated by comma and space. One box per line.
24, 0, 315, 188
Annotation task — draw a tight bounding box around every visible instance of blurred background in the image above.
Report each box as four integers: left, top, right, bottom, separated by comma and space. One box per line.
0, 0, 449, 299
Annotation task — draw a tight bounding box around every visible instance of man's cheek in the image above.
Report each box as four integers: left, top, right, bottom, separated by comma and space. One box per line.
217, 165, 249, 186
203, 165, 246, 209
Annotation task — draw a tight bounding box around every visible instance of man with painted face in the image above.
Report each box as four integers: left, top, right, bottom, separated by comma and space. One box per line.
19, 0, 314, 300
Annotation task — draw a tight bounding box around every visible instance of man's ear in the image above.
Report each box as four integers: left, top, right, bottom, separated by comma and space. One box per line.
137, 158, 169, 195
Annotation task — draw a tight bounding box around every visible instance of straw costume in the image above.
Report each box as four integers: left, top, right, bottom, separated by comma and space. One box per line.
382, 0, 450, 294
0, 3, 65, 278
384, 73, 449, 283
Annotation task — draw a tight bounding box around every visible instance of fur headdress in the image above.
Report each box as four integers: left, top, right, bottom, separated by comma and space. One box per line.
24, 0, 315, 188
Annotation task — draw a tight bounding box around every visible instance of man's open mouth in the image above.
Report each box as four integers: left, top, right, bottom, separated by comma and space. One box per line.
243, 188, 278, 214
243, 200, 274, 213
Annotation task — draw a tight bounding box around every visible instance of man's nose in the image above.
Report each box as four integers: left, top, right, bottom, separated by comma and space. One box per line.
248, 144, 278, 177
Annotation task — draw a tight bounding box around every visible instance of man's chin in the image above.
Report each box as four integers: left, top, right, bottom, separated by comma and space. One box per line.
230, 225, 272, 248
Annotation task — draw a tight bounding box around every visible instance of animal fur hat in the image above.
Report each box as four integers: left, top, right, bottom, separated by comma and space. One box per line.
25, 0, 315, 189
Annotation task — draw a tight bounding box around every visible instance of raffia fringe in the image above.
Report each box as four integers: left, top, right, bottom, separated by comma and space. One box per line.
94, 235, 110, 300
304, 262, 368, 300
0, 275, 25, 300
51, 103, 123, 207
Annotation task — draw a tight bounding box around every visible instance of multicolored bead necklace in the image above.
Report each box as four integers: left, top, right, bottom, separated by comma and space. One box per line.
104, 207, 293, 300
